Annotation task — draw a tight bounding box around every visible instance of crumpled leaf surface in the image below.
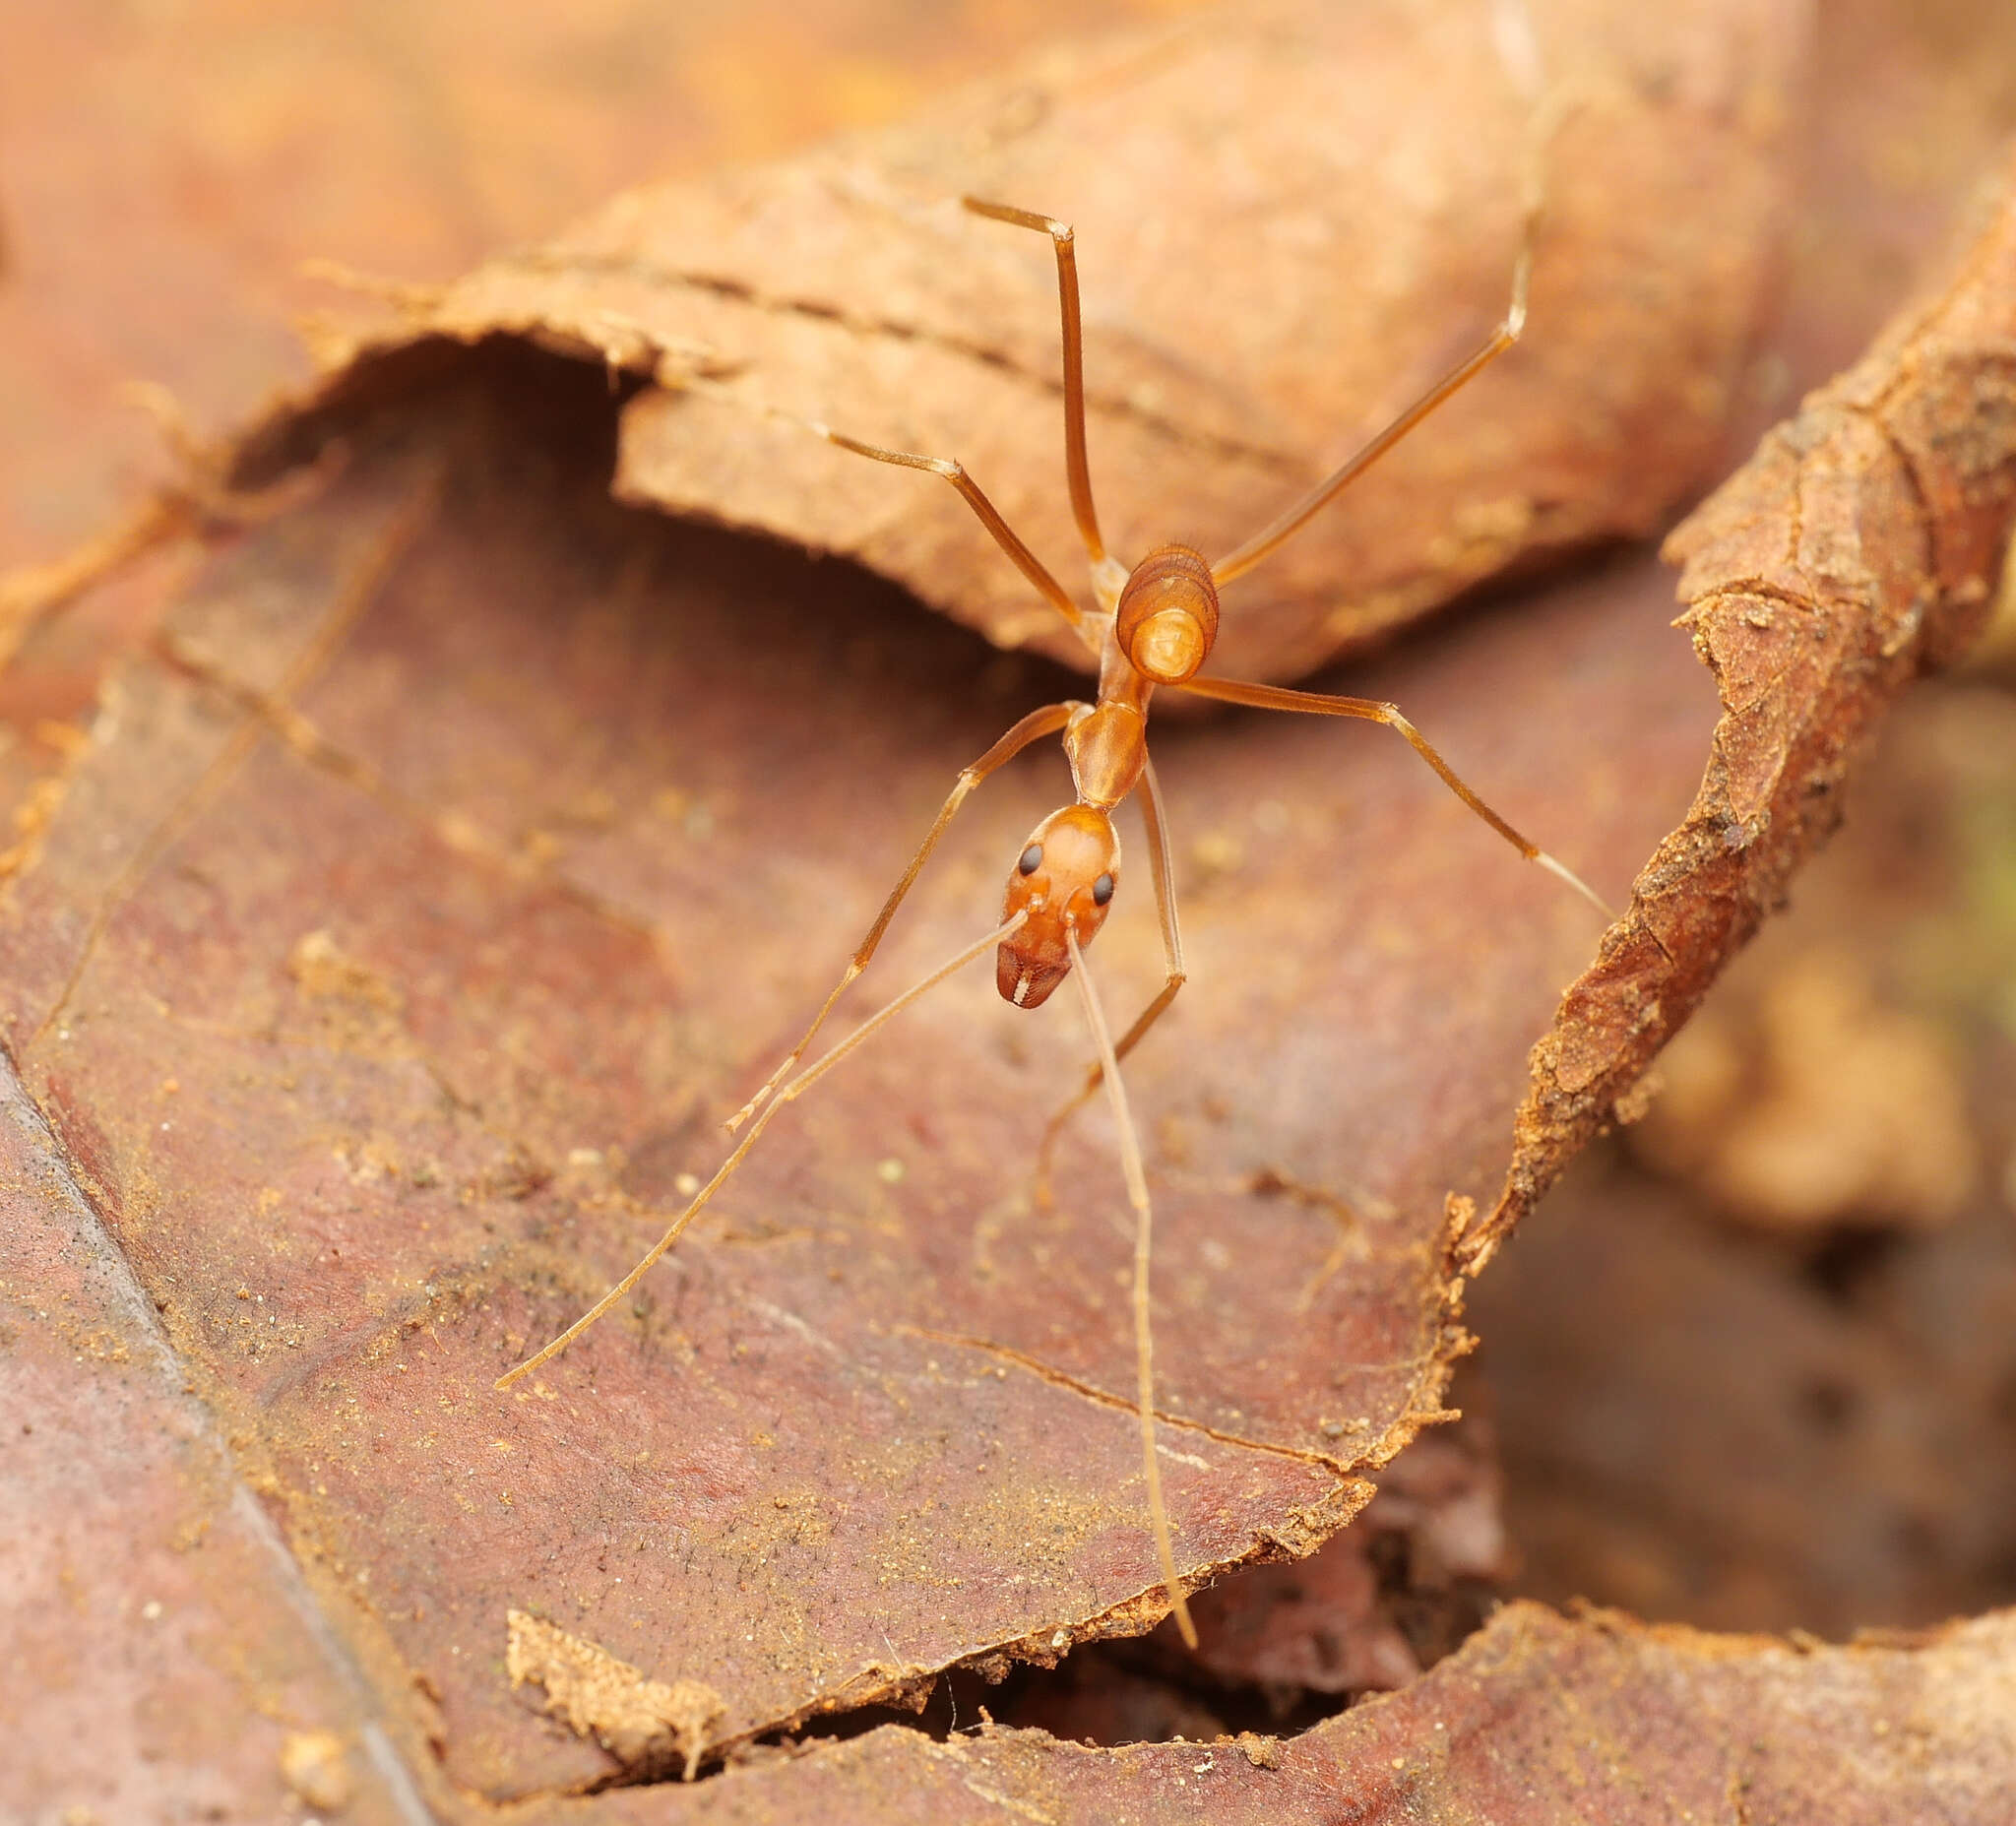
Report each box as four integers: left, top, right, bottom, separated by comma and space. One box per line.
577, 1602, 2016, 1824
290, 0, 1804, 683
1466, 132, 2016, 1273
0, 0, 1185, 577
0, 1058, 426, 1821
0, 0, 1194, 968
0, 346, 1704, 1796
8, 0, 2016, 1819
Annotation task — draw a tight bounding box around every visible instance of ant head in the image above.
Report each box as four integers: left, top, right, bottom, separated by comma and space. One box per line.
1116, 544, 1219, 685
997, 805, 1119, 1008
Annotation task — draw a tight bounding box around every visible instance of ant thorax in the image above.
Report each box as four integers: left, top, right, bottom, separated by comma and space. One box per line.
1064, 697, 1148, 812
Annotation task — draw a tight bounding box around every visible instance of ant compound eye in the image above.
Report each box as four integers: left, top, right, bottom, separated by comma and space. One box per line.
1092, 872, 1115, 907
1018, 843, 1043, 876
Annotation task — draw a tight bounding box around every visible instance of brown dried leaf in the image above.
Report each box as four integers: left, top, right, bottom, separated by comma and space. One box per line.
578, 1603, 2016, 1823
1476, 675, 2016, 1641
0, 1062, 422, 1822
1470, 140, 2016, 1273
0, 0, 1196, 1022
10, 1, 2016, 1820
282, 0, 1804, 683
13, 348, 1690, 1794
0, 0, 1186, 574
1125, 1415, 1506, 1705
508, 1608, 725, 1780
1630, 943, 1979, 1232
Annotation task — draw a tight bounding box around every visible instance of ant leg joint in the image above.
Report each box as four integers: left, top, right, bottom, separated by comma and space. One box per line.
1506, 262, 1533, 339
962, 197, 1073, 243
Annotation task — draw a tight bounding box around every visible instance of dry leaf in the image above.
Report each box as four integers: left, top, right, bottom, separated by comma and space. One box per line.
277, 0, 1804, 683
577, 1603, 2016, 1823
1468, 139, 2016, 1273
9, 0, 2016, 1818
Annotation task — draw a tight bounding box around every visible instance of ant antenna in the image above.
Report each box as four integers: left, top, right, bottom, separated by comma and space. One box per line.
1065, 922, 1197, 1649
497, 911, 1030, 1390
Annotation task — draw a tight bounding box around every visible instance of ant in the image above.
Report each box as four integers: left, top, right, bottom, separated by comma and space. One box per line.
498, 144, 1607, 1652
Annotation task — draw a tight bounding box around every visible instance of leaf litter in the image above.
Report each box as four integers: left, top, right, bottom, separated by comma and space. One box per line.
5, 0, 2016, 1815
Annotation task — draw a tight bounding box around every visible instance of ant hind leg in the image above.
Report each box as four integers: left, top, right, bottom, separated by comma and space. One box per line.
1174, 673, 1613, 917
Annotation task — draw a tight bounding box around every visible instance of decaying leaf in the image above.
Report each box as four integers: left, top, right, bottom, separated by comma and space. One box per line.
509, 1608, 725, 1781
570, 1602, 2016, 1823
278, 0, 1805, 683
1145, 1417, 1508, 1704
7, 0, 2016, 1817
1474, 673, 2016, 1644
1468, 138, 2016, 1275
12, 350, 1684, 1792
0, 1056, 422, 1822
1630, 944, 1979, 1231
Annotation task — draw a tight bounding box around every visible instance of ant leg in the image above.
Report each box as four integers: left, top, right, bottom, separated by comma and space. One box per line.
1036, 759, 1184, 1205
682, 373, 1101, 657
725, 700, 1076, 1134
1208, 87, 1570, 589
497, 910, 1030, 1390
962, 200, 1114, 581
1064, 922, 1198, 1649
816, 427, 1100, 651
1174, 674, 1613, 917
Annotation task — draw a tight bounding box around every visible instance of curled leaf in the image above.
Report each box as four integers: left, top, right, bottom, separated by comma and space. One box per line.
1470, 140, 2016, 1273
18, 0, 2016, 1812
284, 0, 1804, 681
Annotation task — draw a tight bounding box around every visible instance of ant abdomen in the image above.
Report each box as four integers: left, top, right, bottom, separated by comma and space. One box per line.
1115, 544, 1219, 685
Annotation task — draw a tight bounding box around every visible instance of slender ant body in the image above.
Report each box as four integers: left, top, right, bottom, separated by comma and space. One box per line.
499, 157, 1606, 1650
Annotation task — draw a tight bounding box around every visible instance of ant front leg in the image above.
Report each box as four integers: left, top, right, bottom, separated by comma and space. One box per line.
1205, 82, 1578, 591
1037, 759, 1185, 1206
727, 699, 1077, 1133
1175, 674, 1614, 917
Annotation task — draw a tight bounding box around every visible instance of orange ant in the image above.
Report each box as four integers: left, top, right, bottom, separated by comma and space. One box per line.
497, 159, 1607, 1651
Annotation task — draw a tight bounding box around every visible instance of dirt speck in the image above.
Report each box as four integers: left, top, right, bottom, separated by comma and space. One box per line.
279, 1729, 353, 1810
1237, 1731, 1281, 1769
506, 1608, 725, 1780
